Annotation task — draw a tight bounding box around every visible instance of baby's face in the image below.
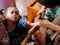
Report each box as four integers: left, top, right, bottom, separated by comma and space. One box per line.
6, 7, 20, 22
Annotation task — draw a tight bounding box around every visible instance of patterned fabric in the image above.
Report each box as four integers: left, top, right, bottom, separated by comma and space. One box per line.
19, 18, 27, 27
4, 20, 28, 45
45, 6, 60, 20
0, 18, 9, 45
47, 14, 60, 45
53, 34, 60, 45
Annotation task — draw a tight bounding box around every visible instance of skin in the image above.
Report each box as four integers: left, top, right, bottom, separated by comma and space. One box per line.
5, 7, 20, 31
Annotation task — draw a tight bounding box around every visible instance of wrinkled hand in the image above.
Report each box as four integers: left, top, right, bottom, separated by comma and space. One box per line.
39, 19, 51, 28
27, 21, 41, 27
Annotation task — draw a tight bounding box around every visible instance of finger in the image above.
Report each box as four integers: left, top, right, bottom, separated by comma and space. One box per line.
27, 43, 29, 45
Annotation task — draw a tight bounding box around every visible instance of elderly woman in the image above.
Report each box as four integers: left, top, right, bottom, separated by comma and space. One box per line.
35, 0, 60, 45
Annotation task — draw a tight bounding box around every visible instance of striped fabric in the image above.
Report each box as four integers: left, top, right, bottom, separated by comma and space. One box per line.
47, 15, 60, 45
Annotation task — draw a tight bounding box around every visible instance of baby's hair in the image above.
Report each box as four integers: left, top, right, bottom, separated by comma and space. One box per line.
5, 5, 19, 15
6, 6, 18, 11
0, 9, 5, 15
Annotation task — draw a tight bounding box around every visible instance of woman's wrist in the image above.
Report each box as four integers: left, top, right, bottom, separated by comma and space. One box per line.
47, 22, 54, 28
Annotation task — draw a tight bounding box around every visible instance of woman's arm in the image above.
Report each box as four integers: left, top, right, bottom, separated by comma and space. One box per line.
40, 20, 60, 32
20, 25, 38, 45
48, 22, 60, 32
25, 21, 40, 29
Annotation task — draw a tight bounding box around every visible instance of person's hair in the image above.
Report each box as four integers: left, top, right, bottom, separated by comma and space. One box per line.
37, 0, 60, 8
5, 6, 19, 15
0, 9, 5, 15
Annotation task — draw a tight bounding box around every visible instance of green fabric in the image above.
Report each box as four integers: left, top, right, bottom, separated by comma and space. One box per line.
45, 6, 60, 20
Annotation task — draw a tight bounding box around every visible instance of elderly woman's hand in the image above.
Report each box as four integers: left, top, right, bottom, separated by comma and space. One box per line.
39, 19, 51, 28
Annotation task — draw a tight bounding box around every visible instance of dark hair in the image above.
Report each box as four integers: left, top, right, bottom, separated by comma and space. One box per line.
0, 9, 5, 15
37, 0, 60, 8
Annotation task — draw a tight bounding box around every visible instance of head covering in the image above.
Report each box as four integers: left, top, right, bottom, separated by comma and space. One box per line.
37, 0, 60, 8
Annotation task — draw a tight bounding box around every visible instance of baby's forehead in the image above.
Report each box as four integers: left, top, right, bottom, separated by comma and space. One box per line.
7, 7, 18, 12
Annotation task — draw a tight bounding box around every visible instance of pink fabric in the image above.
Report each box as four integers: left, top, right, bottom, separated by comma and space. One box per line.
0, 0, 15, 9
0, 17, 9, 45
